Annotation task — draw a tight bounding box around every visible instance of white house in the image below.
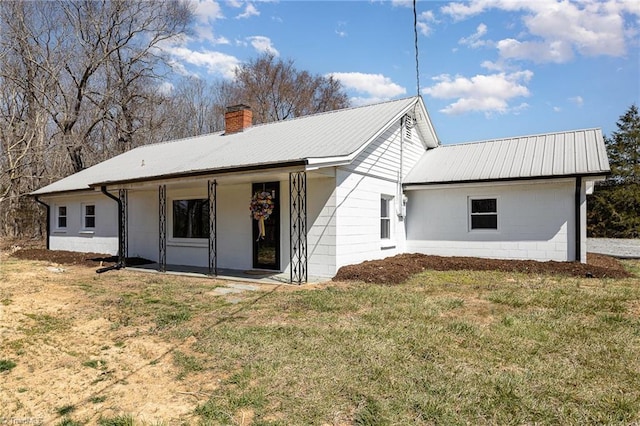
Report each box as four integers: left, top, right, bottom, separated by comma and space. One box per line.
32, 96, 610, 283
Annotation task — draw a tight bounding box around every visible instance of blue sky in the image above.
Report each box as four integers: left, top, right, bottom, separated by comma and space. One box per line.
163, 0, 640, 144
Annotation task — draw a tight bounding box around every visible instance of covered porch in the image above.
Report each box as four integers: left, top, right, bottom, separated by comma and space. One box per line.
105, 166, 332, 284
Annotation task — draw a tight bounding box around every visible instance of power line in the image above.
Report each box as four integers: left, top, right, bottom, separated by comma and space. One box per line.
413, 0, 420, 96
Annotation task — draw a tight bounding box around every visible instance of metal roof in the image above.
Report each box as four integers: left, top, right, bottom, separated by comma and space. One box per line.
34, 96, 438, 195
404, 128, 610, 185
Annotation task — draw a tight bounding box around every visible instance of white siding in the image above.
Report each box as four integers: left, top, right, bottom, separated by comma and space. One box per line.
405, 180, 579, 262
128, 189, 158, 262
125, 177, 339, 275
346, 121, 426, 181
46, 193, 118, 254
217, 183, 255, 270
305, 176, 337, 277
334, 169, 406, 269
128, 183, 257, 269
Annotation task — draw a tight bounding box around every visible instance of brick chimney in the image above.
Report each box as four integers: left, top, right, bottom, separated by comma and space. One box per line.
224, 104, 252, 134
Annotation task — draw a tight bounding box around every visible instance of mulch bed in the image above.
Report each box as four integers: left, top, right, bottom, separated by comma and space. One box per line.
333, 252, 634, 284
9, 248, 151, 268
6, 246, 634, 283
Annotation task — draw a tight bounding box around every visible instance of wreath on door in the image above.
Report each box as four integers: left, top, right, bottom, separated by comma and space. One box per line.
250, 191, 274, 240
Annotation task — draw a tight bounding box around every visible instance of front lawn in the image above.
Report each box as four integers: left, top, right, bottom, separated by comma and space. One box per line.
1, 255, 639, 424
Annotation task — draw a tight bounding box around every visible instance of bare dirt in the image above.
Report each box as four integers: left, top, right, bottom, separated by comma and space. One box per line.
0, 246, 218, 424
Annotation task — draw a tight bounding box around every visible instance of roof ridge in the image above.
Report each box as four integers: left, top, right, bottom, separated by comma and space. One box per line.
246, 95, 419, 129
127, 96, 420, 151
442, 127, 603, 147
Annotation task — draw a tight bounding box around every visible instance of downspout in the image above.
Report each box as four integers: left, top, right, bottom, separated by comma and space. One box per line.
98, 186, 124, 273
574, 176, 582, 262
398, 116, 404, 214
34, 196, 50, 250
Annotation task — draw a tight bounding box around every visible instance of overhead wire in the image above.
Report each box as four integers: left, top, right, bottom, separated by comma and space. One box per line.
413, 0, 420, 97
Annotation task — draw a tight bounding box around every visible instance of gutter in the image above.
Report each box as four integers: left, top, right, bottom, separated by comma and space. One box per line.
403, 172, 611, 189
98, 186, 124, 273
90, 160, 308, 189
575, 176, 582, 262
34, 196, 50, 250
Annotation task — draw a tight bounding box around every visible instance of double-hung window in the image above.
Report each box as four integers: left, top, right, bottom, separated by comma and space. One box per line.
173, 199, 209, 238
83, 204, 96, 229
469, 198, 498, 230
380, 196, 392, 239
57, 206, 67, 229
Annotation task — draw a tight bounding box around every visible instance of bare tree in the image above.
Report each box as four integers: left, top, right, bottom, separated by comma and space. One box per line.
44, 0, 193, 172
0, 0, 193, 238
230, 54, 350, 124
0, 2, 58, 237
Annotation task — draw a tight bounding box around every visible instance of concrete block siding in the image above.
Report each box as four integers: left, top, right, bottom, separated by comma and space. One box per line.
405, 180, 578, 262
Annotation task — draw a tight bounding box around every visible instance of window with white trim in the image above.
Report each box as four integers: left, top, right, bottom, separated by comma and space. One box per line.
173, 199, 209, 238
469, 198, 497, 230
57, 206, 67, 229
83, 204, 96, 229
380, 196, 393, 239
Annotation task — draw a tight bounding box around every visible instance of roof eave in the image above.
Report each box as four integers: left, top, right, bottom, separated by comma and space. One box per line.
88, 159, 309, 189
403, 171, 611, 189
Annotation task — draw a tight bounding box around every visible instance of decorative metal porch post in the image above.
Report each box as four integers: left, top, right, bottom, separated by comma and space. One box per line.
289, 171, 307, 284
158, 184, 167, 272
208, 180, 217, 276
118, 189, 128, 264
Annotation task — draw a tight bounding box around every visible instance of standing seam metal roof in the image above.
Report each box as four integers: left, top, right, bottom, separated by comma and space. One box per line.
404, 128, 610, 185
33, 96, 433, 195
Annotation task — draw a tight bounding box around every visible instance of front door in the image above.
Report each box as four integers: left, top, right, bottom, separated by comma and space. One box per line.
252, 182, 280, 270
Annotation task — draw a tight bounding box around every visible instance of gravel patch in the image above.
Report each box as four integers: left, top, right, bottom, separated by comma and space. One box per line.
587, 238, 640, 258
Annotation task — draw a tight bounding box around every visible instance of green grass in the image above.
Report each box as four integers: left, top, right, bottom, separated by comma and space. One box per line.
187, 269, 640, 424
0, 359, 17, 372
63, 260, 640, 424
56, 419, 83, 426
89, 395, 107, 404
173, 350, 205, 379
97, 415, 134, 426
21, 312, 70, 335
82, 359, 107, 370
56, 404, 76, 415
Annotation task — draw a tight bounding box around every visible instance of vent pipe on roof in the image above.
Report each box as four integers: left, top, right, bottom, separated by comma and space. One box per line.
224, 104, 252, 134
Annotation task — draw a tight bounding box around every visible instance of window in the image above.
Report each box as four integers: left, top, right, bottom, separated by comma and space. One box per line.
380, 196, 392, 239
83, 204, 95, 229
173, 199, 209, 238
57, 206, 67, 229
470, 198, 497, 230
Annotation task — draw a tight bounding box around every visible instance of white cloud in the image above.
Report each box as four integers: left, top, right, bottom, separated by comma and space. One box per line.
459, 23, 489, 48
327, 72, 407, 100
157, 81, 175, 95
441, 0, 639, 62
423, 71, 533, 115
497, 38, 574, 63
237, 3, 260, 19
416, 22, 432, 36
569, 95, 584, 107
191, 0, 225, 42
246, 36, 279, 55
163, 45, 240, 79
391, 0, 413, 8
417, 10, 437, 36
